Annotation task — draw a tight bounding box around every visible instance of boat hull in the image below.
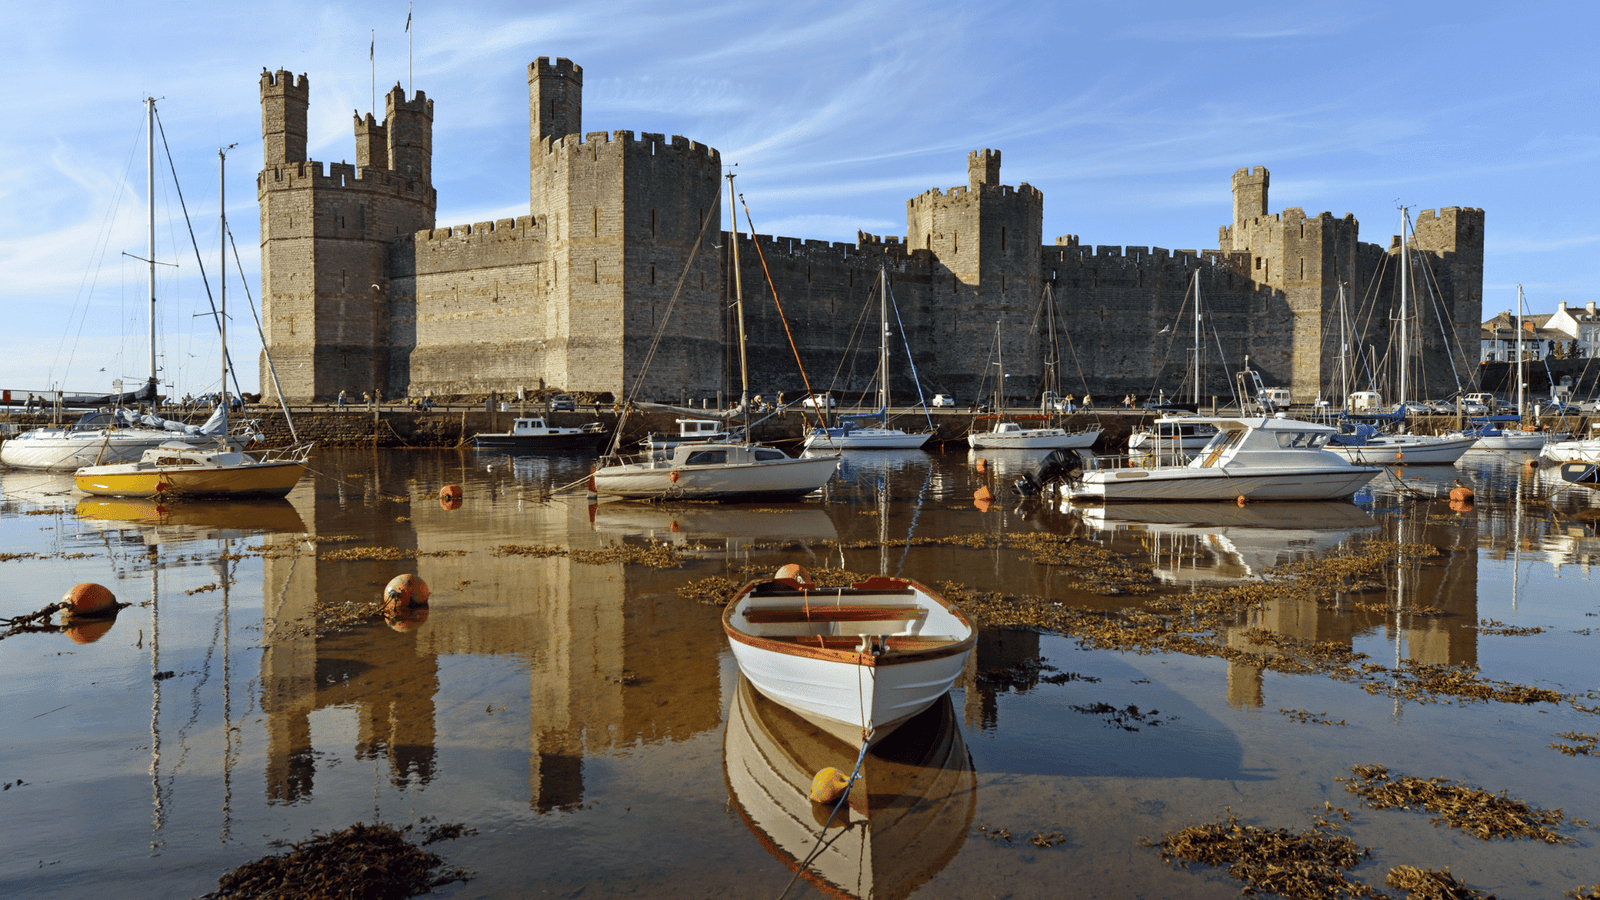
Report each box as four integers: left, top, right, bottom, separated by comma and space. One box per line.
723, 576, 975, 746
74, 460, 306, 499
593, 454, 838, 501
968, 427, 1100, 450
1543, 440, 1600, 464
803, 429, 932, 451
1071, 465, 1380, 502
1325, 435, 1475, 465
472, 433, 606, 453
1, 430, 247, 472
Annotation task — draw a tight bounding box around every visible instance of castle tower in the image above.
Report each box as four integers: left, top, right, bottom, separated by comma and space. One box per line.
354, 112, 387, 170
529, 57, 582, 216
257, 70, 436, 402
261, 69, 308, 165
385, 83, 433, 185
1232, 166, 1269, 238
906, 150, 1043, 398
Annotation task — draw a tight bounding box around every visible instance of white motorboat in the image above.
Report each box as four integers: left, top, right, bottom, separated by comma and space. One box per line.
723, 569, 976, 747
1069, 416, 1380, 502
1451, 420, 1548, 452
1324, 427, 1476, 466
643, 417, 733, 451
1542, 423, 1600, 464
723, 677, 973, 900
473, 417, 606, 453
591, 440, 838, 501
967, 419, 1101, 450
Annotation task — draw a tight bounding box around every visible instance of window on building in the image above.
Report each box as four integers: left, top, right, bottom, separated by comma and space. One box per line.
650, 209, 656, 238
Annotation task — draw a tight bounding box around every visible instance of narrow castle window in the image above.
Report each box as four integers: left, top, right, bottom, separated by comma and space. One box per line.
593, 207, 599, 236
1001, 227, 1007, 252
1001, 274, 1007, 291
650, 209, 657, 238
649, 264, 656, 285
1299, 258, 1305, 279
593, 260, 599, 283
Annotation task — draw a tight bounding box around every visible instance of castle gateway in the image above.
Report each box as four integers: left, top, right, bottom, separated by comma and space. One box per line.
258, 59, 1483, 406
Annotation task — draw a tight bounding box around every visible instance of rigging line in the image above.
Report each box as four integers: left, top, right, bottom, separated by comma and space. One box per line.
1052, 285, 1093, 399
225, 225, 298, 443
1142, 272, 1193, 403
1412, 249, 1468, 393
1201, 285, 1241, 408
739, 196, 827, 432
821, 274, 877, 403
154, 109, 244, 400
885, 278, 933, 428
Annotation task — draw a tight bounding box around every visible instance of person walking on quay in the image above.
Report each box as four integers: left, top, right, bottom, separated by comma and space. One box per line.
364, 391, 372, 411
1083, 394, 1093, 409
337, 389, 347, 411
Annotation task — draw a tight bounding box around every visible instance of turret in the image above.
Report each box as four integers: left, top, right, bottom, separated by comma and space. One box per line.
385, 83, 432, 185
529, 57, 583, 145
968, 149, 1000, 190
1231, 166, 1269, 235
354, 111, 388, 170
261, 69, 308, 165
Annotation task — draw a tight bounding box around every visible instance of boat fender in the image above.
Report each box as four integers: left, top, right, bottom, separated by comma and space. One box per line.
773, 563, 813, 589
439, 484, 463, 502
61, 583, 117, 619
810, 767, 851, 804
670, 469, 681, 483
1236, 495, 1247, 506
384, 574, 430, 612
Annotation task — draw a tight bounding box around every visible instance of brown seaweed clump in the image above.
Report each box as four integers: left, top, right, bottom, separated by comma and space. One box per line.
1384, 865, 1497, 899
201, 821, 472, 899
1339, 765, 1578, 845
1549, 732, 1599, 757
677, 576, 740, 605
1564, 886, 1600, 899
1146, 812, 1380, 899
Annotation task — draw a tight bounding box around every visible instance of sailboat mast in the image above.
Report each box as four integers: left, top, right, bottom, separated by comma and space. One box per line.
219, 147, 228, 415
727, 172, 749, 436
1191, 271, 1202, 406
879, 267, 889, 412
147, 97, 157, 393
1397, 207, 1411, 407
1516, 285, 1525, 416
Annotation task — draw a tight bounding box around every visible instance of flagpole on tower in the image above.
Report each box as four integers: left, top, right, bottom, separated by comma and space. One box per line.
406, 4, 412, 95
369, 29, 375, 114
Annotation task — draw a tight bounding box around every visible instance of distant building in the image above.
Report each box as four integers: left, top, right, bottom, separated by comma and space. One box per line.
256, 59, 1484, 405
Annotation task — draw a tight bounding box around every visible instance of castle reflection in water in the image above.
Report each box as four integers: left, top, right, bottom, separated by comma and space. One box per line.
250, 449, 1511, 809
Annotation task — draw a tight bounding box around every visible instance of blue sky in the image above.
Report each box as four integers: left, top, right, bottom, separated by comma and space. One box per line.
3, 1, 1596, 396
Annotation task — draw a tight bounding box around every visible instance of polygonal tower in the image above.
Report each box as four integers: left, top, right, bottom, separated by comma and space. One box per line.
257, 71, 436, 401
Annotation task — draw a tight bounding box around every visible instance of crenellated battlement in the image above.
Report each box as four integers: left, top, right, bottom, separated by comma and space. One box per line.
256, 159, 434, 198
417, 216, 542, 243
532, 56, 582, 82
260, 69, 308, 96
538, 129, 720, 165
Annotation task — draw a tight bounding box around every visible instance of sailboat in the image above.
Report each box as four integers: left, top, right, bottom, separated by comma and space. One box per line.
1325, 207, 1474, 466
1130, 272, 1219, 456
2, 98, 257, 472
591, 172, 838, 501
75, 145, 311, 499
1451, 286, 1546, 451
967, 321, 1101, 450
802, 268, 932, 451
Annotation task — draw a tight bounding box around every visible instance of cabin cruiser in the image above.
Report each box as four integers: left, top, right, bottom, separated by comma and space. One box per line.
1068, 416, 1380, 502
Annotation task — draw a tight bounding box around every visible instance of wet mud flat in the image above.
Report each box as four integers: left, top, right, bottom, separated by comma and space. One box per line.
0, 447, 1596, 898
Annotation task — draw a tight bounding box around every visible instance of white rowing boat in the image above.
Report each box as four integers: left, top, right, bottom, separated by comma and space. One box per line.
723, 567, 975, 747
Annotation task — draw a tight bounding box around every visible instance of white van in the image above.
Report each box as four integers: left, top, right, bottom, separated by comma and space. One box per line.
1347, 391, 1383, 411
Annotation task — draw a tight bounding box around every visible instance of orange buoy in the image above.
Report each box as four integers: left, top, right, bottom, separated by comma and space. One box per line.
1449, 480, 1474, 503
976, 458, 987, 473
974, 485, 993, 502
774, 563, 813, 588
60, 583, 116, 619
384, 606, 430, 633
810, 766, 851, 804
670, 469, 681, 483
384, 574, 430, 612
439, 494, 463, 511
973, 496, 994, 513
1449, 497, 1475, 514
439, 484, 463, 502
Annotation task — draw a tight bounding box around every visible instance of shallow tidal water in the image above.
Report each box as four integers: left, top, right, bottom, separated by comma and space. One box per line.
1, 445, 1597, 899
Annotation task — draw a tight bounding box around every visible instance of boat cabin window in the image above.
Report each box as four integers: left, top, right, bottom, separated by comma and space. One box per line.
1199, 429, 1246, 466
684, 450, 727, 466
753, 449, 788, 461
1274, 431, 1327, 449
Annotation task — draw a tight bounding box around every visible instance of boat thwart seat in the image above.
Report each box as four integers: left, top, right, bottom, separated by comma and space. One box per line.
740, 604, 929, 625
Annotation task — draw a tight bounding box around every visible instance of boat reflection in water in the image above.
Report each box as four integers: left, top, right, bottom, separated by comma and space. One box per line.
1072, 501, 1379, 584
74, 497, 307, 541
724, 677, 974, 900
589, 503, 837, 550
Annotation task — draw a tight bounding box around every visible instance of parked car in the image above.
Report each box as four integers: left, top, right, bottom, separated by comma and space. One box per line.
1394, 401, 1432, 417
931, 393, 955, 408
549, 394, 575, 411
1428, 399, 1458, 415
1536, 400, 1581, 416
801, 393, 835, 409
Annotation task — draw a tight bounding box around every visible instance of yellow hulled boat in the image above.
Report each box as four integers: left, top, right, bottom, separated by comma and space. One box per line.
75, 441, 311, 499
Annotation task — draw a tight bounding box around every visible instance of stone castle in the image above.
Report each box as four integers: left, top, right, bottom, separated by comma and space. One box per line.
257, 58, 1484, 405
